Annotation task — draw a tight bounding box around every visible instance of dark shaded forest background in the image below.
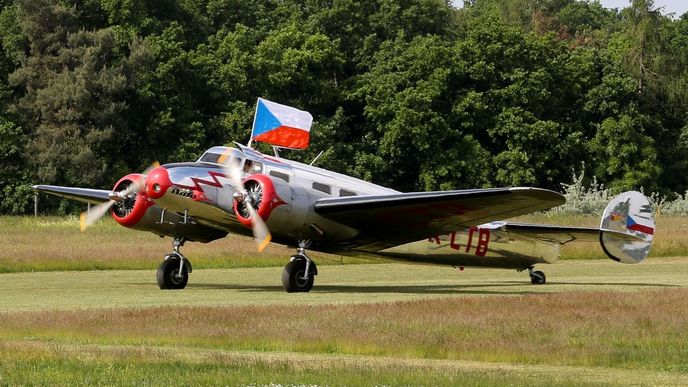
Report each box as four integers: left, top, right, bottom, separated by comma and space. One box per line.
1, 0, 687, 214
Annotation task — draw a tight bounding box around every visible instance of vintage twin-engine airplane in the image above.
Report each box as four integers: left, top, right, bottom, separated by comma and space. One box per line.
34, 99, 656, 292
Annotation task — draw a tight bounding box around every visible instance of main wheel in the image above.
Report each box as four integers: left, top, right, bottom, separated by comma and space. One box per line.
282, 259, 315, 293
530, 270, 546, 285
157, 256, 189, 290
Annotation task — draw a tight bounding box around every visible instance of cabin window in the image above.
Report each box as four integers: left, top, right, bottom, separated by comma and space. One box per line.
270, 170, 290, 182
339, 189, 357, 197
312, 182, 331, 194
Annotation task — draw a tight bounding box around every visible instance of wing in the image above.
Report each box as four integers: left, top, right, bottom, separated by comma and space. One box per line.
33, 185, 111, 205
315, 187, 565, 251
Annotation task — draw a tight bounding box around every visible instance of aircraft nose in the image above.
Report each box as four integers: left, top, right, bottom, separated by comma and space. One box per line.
146, 166, 172, 199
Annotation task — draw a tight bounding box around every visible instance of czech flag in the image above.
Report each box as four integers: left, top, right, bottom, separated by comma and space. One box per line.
251, 98, 313, 149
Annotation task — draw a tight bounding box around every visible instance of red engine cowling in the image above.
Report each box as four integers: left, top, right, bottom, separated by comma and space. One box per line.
109, 173, 227, 243
233, 174, 286, 228
110, 174, 154, 227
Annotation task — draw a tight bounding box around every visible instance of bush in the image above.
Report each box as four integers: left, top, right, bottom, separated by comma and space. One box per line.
547, 168, 688, 216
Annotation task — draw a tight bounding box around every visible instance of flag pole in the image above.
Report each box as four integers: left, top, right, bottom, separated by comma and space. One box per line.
248, 98, 261, 149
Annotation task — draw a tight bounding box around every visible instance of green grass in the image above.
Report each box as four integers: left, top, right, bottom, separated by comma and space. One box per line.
0, 341, 619, 386
4, 206, 685, 385
0, 216, 366, 273
1, 259, 687, 385
2, 214, 687, 273
1, 259, 687, 311
3, 288, 688, 372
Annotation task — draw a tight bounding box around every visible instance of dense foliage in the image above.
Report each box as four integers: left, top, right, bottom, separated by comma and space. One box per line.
1, 0, 687, 214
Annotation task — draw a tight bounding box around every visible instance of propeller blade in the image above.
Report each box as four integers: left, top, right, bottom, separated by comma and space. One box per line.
222, 156, 272, 252
225, 159, 245, 192
246, 200, 272, 252
80, 200, 115, 232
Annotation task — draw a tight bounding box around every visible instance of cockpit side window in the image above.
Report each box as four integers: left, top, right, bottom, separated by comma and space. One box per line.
340, 189, 357, 197
243, 160, 263, 174
312, 182, 331, 195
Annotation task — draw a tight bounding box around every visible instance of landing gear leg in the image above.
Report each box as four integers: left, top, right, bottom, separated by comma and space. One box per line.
282, 241, 318, 293
527, 267, 546, 285
157, 237, 192, 290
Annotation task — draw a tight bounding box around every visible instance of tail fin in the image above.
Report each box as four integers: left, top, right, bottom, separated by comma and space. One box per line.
599, 191, 655, 264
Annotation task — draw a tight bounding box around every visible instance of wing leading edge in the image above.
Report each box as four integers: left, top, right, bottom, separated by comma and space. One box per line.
315, 187, 565, 251
33, 185, 111, 204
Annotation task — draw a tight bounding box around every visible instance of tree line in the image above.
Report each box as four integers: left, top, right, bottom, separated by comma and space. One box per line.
0, 0, 687, 214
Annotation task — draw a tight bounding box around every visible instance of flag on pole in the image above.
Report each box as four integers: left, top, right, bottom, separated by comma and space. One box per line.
251, 98, 313, 149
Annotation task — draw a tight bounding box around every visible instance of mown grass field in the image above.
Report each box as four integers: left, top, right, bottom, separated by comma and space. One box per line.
1, 216, 687, 385
0, 260, 687, 384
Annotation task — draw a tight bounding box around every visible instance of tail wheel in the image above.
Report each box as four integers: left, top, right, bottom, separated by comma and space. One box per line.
530, 270, 546, 285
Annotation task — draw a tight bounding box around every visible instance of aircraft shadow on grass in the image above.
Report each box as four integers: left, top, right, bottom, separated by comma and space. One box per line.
184, 281, 678, 295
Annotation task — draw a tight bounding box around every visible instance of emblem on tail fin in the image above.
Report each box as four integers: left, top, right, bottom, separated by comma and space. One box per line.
626, 216, 655, 235
605, 199, 655, 236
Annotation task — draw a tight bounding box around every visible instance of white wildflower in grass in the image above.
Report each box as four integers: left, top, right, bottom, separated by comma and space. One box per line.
546, 168, 688, 216
548, 169, 610, 216
658, 191, 688, 215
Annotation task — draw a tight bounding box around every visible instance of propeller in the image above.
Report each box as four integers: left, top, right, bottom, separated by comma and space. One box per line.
224, 158, 272, 252
79, 162, 159, 231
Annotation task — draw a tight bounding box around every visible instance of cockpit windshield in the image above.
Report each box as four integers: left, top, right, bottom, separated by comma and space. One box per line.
197, 146, 264, 174
197, 146, 243, 165
198, 152, 223, 164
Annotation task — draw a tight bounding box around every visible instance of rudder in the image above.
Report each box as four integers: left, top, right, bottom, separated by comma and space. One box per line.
599, 191, 655, 264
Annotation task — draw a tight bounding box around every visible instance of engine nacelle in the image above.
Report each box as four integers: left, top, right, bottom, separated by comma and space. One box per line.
233, 174, 286, 229
233, 174, 358, 242
111, 174, 153, 227
110, 174, 226, 243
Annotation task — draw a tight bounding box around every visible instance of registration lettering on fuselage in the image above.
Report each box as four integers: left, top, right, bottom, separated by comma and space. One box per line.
428, 227, 491, 257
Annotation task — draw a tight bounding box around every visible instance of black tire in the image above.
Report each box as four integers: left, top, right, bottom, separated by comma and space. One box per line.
530, 270, 546, 285
282, 259, 315, 293
157, 256, 189, 290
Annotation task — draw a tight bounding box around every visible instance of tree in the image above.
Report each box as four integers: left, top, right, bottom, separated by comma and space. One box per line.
590, 112, 661, 192
10, 0, 149, 189
0, 1, 31, 214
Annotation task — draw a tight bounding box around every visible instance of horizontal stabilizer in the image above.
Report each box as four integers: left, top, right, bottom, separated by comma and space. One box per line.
498, 191, 654, 264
